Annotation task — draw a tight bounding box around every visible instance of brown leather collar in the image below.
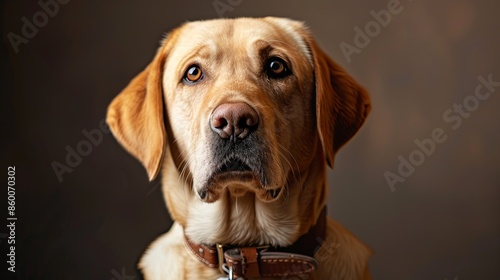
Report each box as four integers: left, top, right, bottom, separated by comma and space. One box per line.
184, 207, 327, 279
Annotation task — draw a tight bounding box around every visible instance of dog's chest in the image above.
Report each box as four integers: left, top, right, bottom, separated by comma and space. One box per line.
184, 195, 301, 246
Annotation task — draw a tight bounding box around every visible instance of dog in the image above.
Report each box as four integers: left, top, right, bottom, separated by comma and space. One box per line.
107, 17, 372, 280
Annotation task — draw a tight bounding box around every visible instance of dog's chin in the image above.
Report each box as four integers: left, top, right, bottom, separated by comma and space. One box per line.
199, 170, 282, 203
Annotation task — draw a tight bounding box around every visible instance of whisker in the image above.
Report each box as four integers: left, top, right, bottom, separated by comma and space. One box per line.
277, 147, 295, 182
277, 142, 302, 185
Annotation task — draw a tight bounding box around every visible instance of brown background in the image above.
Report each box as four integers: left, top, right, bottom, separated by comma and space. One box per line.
2, 0, 499, 279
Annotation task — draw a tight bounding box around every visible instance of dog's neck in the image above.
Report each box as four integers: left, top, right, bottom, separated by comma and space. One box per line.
161, 142, 327, 247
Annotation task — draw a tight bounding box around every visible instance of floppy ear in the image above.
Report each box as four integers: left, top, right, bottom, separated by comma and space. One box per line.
106, 31, 179, 181
306, 35, 371, 167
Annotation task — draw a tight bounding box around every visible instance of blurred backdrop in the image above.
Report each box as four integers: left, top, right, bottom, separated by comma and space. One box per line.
2, 0, 499, 279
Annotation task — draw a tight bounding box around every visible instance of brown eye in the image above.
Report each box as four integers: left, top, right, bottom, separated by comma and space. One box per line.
266, 58, 290, 78
184, 65, 203, 83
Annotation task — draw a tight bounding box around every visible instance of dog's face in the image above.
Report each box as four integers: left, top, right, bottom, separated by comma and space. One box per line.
107, 17, 370, 244
163, 18, 317, 203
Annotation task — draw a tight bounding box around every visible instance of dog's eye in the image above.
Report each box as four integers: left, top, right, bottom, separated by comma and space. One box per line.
184, 65, 203, 83
266, 58, 290, 78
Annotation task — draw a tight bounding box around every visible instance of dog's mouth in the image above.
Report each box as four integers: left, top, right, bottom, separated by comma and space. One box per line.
198, 157, 281, 203
209, 157, 259, 186
219, 158, 252, 173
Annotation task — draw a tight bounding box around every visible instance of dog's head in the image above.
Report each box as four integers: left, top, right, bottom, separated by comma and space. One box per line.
107, 17, 370, 207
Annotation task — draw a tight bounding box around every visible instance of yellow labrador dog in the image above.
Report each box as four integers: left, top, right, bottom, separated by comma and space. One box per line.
107, 17, 372, 280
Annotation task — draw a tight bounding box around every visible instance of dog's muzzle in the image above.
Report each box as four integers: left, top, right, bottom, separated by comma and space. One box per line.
197, 102, 281, 202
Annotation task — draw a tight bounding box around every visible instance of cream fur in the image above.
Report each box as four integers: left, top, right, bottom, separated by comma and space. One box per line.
107, 17, 372, 280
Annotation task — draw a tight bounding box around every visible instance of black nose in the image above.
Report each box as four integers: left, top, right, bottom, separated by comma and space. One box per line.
210, 102, 259, 140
